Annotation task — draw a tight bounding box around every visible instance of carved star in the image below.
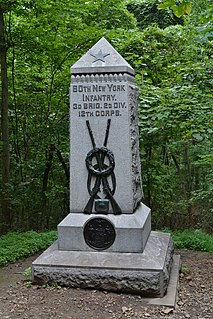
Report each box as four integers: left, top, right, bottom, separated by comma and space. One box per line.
90, 50, 110, 63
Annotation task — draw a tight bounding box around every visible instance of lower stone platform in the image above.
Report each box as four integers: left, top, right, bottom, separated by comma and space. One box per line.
32, 231, 175, 298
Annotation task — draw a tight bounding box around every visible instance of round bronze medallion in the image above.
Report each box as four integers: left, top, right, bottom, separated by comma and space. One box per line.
83, 217, 116, 251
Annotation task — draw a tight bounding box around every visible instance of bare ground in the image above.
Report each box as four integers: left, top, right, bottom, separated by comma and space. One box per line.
0, 250, 212, 319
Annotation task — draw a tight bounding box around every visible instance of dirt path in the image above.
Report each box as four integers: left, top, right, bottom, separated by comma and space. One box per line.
0, 250, 212, 319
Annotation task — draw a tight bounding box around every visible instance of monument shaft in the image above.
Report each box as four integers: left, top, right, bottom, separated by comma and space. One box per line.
70, 73, 142, 214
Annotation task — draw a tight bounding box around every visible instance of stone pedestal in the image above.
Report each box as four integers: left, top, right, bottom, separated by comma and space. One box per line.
32, 231, 174, 298
58, 203, 151, 253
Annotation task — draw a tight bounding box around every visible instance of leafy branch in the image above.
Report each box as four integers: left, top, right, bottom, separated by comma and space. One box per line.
157, 0, 192, 18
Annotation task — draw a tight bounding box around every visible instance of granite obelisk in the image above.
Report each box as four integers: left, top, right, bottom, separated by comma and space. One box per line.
32, 38, 179, 299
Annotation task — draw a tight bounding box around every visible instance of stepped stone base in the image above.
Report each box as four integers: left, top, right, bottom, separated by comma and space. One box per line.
32, 231, 175, 297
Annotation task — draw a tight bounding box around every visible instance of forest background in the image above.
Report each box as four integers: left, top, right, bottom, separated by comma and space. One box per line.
0, 0, 212, 234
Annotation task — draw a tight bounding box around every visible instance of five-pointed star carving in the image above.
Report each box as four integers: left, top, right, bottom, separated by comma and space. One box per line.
90, 49, 110, 63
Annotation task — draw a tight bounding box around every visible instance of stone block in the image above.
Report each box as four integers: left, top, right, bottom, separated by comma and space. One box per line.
58, 202, 151, 253
32, 231, 174, 298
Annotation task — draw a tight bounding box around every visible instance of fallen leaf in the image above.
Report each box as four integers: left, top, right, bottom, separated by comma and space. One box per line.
122, 306, 128, 313
161, 307, 173, 314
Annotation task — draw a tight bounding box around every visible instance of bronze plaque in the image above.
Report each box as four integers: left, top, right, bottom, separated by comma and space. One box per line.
83, 217, 116, 251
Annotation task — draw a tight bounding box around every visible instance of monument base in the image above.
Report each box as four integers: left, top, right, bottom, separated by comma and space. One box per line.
58, 203, 151, 253
32, 231, 176, 298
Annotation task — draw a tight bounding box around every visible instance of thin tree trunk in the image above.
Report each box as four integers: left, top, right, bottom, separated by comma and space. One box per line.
41, 145, 55, 230
183, 144, 194, 227
0, 7, 10, 232
56, 148, 69, 184
146, 145, 152, 208
171, 153, 188, 200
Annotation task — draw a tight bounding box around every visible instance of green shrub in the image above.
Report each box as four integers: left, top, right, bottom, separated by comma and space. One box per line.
161, 229, 213, 252
172, 230, 213, 252
0, 231, 57, 267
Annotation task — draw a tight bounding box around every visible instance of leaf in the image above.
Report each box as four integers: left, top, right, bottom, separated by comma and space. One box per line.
192, 133, 203, 141
122, 307, 129, 313
157, 0, 192, 17
161, 307, 173, 314
182, 2, 192, 15
157, 0, 176, 10
148, 127, 159, 134
171, 4, 184, 18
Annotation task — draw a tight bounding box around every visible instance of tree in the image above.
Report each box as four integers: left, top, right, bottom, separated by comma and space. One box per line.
1, 0, 212, 233
117, 6, 213, 231
126, 0, 184, 29
0, 2, 10, 232
0, 0, 136, 231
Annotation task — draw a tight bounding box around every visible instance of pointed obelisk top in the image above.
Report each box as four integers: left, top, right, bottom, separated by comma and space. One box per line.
71, 37, 134, 75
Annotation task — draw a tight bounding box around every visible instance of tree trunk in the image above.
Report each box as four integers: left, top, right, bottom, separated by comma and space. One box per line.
146, 145, 152, 208
171, 153, 188, 200
0, 7, 10, 232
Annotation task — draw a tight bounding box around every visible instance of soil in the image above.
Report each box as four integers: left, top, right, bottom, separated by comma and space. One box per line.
0, 250, 212, 319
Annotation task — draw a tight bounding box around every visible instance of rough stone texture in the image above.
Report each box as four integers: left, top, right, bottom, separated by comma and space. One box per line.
129, 84, 143, 208
33, 267, 163, 297
162, 233, 175, 293
32, 232, 174, 297
58, 203, 151, 253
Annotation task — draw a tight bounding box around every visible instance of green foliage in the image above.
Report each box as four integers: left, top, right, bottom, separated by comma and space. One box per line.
117, 9, 213, 231
160, 228, 213, 251
0, 0, 137, 231
122, 2, 213, 233
0, 0, 212, 233
171, 230, 213, 252
126, 0, 184, 29
24, 280, 33, 288
0, 230, 57, 266
181, 264, 190, 274
23, 266, 32, 287
157, 1, 192, 18
23, 266, 32, 277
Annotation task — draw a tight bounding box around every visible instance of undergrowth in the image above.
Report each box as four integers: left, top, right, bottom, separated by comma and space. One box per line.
0, 229, 212, 267
161, 229, 213, 252
0, 230, 57, 267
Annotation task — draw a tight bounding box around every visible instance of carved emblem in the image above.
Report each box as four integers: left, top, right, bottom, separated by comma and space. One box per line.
84, 119, 121, 215
90, 49, 110, 63
83, 217, 116, 250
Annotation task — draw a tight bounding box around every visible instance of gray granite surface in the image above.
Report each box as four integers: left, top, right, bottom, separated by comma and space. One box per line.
32, 232, 174, 297
58, 203, 151, 252
71, 37, 135, 75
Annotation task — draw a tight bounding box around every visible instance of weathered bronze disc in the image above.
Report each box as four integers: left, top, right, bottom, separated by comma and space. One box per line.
83, 217, 116, 251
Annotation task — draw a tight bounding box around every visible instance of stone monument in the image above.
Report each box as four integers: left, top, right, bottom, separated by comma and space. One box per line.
32, 38, 179, 298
